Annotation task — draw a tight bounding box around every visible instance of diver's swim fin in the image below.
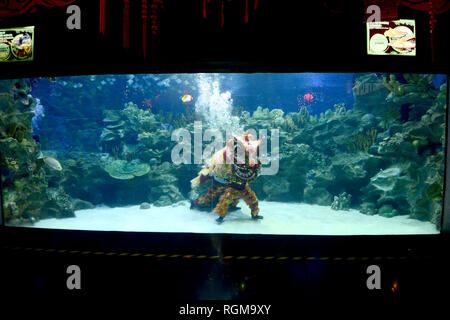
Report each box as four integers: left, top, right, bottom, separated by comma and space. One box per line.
216, 217, 224, 224
191, 200, 214, 212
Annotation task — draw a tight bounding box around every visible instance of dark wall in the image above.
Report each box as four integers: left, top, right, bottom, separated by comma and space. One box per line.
0, 0, 448, 78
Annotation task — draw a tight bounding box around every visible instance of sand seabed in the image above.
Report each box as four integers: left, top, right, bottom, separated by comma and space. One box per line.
27, 200, 439, 235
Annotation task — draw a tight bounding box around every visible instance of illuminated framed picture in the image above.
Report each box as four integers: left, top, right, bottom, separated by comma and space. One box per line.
0, 26, 34, 62
367, 20, 416, 56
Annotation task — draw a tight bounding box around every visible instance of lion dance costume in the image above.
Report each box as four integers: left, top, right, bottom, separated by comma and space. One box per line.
190, 132, 263, 224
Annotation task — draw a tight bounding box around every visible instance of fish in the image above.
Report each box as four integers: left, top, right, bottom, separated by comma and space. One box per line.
37, 152, 63, 171
388, 36, 416, 49
303, 93, 314, 103
161, 123, 171, 129
142, 98, 153, 108
142, 94, 161, 108
181, 94, 193, 103
32, 134, 40, 143
384, 28, 407, 38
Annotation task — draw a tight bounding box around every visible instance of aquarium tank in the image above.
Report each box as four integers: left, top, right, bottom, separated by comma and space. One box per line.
0, 73, 447, 235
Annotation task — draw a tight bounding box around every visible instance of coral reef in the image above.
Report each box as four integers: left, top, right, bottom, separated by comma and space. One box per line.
353, 74, 390, 116
45, 187, 75, 218
123, 102, 159, 132
104, 159, 150, 180
281, 107, 318, 132
261, 176, 290, 201
0, 79, 74, 224
100, 109, 125, 153
331, 192, 352, 211
333, 103, 346, 116
347, 128, 377, 153
72, 198, 95, 210
380, 106, 401, 130
383, 74, 437, 121
382, 74, 406, 96
0, 73, 445, 229
159, 106, 202, 129
359, 202, 377, 215
243, 74, 444, 229
100, 101, 173, 164
148, 162, 185, 206
140, 202, 151, 209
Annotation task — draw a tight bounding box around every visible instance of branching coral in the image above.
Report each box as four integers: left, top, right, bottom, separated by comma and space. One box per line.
333, 103, 346, 116
331, 192, 352, 211
382, 74, 435, 96
319, 109, 334, 122
347, 128, 377, 153
173, 114, 188, 128
404, 74, 434, 92
382, 74, 406, 96
123, 102, 158, 132
158, 110, 173, 125
172, 106, 202, 128
287, 106, 311, 127
298, 106, 310, 125
280, 116, 296, 132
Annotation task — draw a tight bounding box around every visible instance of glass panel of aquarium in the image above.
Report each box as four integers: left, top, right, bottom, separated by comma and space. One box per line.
0, 73, 447, 235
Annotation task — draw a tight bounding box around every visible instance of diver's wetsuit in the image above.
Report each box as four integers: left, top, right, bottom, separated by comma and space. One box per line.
190, 134, 263, 223
213, 183, 259, 218
193, 168, 260, 219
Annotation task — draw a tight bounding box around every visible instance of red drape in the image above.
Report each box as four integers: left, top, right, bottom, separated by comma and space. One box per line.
400, 0, 449, 14
363, 0, 450, 19
0, 0, 77, 18
123, 0, 130, 49
142, 0, 148, 59
203, 0, 260, 27
99, 0, 106, 34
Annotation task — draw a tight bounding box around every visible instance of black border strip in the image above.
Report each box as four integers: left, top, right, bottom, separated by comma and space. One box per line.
443, 73, 450, 232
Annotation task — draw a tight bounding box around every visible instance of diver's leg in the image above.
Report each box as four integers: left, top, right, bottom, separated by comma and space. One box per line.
242, 184, 262, 219
192, 184, 223, 209
213, 187, 239, 223
210, 185, 226, 203
228, 198, 241, 212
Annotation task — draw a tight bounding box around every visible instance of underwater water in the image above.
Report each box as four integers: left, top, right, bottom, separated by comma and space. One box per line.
0, 73, 447, 235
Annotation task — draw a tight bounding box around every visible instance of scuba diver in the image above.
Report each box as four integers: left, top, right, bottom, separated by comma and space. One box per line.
190, 132, 263, 224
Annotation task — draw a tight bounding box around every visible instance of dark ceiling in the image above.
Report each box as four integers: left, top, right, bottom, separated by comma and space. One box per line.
0, 0, 448, 77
